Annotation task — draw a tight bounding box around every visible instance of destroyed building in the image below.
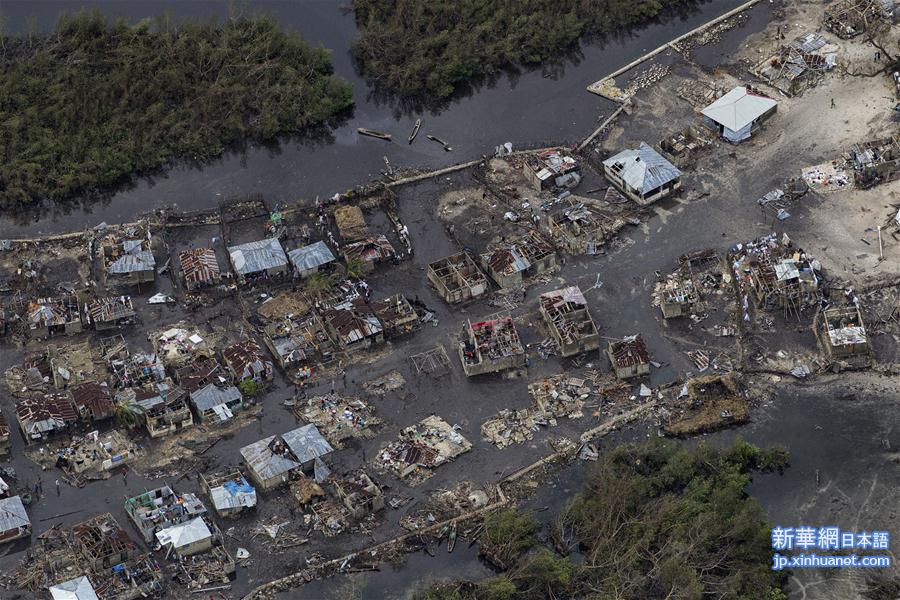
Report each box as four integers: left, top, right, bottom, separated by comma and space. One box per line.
370, 294, 420, 338
0, 495, 31, 543
72, 513, 138, 570
263, 312, 332, 373
123, 380, 194, 438
657, 125, 715, 168
544, 199, 629, 255
104, 339, 166, 389
125, 485, 208, 544
824, 0, 892, 38
294, 393, 381, 446
15, 392, 78, 441
731, 234, 820, 311
848, 136, 900, 189
664, 373, 748, 436
752, 33, 835, 96
71, 381, 115, 422
459, 314, 526, 376
179, 247, 221, 291
227, 238, 289, 284
0, 414, 9, 455
240, 424, 334, 491
341, 235, 397, 272
539, 286, 600, 357
334, 471, 384, 519
607, 335, 651, 380
820, 305, 870, 358
377, 415, 471, 482
480, 232, 557, 288
522, 149, 581, 191
200, 471, 257, 518
603, 142, 682, 205
49, 342, 99, 389
58, 430, 136, 474
24, 296, 82, 338
287, 240, 337, 278
701, 86, 778, 143
656, 273, 700, 319
103, 234, 156, 287
221, 339, 273, 383
82, 295, 136, 331
322, 301, 384, 351
153, 326, 213, 368
333, 205, 369, 241
175, 356, 226, 393
427, 253, 489, 304
190, 383, 244, 423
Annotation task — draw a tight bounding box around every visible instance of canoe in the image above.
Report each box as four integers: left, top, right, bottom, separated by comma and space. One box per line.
358, 128, 392, 141
408, 119, 421, 143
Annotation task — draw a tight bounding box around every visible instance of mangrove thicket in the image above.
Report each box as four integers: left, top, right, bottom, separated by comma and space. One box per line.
0, 10, 354, 206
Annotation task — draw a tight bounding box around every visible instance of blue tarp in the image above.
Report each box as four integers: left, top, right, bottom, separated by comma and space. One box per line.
222, 477, 255, 496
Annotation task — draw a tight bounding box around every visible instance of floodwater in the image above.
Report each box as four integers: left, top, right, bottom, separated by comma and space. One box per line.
0, 0, 758, 236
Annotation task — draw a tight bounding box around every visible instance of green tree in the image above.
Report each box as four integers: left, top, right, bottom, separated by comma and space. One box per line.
238, 378, 261, 398
114, 400, 145, 428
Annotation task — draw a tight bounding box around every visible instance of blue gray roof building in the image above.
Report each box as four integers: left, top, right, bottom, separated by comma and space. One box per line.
603, 143, 682, 196
288, 241, 336, 273
228, 238, 288, 276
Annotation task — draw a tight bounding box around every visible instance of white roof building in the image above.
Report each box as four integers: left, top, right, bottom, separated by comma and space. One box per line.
701, 87, 778, 142
49, 576, 99, 600
155, 516, 212, 555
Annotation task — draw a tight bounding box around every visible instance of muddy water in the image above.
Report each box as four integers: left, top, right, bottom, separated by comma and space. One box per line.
0, 0, 761, 236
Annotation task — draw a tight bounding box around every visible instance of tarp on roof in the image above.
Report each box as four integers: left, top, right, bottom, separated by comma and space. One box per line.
602, 143, 682, 195
49, 576, 99, 600
701, 87, 778, 133
155, 516, 211, 550
228, 238, 288, 275
211, 477, 257, 512
288, 241, 336, 272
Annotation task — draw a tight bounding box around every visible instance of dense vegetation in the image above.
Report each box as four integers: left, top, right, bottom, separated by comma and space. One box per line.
352, 0, 697, 99
0, 11, 353, 206
426, 438, 789, 600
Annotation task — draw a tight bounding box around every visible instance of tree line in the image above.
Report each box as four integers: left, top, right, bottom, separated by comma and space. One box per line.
351, 0, 697, 99
0, 10, 354, 207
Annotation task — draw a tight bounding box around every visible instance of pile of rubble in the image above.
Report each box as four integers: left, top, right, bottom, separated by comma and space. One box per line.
376, 416, 471, 484
294, 393, 381, 448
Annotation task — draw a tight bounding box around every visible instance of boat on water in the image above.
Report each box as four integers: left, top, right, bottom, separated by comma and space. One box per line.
447, 523, 458, 553
408, 118, 421, 143
358, 128, 392, 141
426, 134, 452, 152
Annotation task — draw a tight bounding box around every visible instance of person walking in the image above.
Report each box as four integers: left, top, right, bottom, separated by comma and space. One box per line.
55, 479, 60, 496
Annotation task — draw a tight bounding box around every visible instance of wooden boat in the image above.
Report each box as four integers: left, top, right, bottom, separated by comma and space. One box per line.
408, 118, 422, 143
426, 134, 452, 152
358, 128, 392, 141
447, 524, 458, 553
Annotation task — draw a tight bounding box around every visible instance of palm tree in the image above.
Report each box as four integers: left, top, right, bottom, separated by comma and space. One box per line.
114, 400, 145, 429
305, 271, 337, 298
344, 257, 367, 281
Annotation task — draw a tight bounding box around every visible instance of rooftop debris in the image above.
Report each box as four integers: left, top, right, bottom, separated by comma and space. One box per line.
370, 294, 420, 337
480, 231, 557, 289
607, 335, 651, 380
263, 310, 333, 376
23, 296, 82, 338
152, 324, 214, 368
48, 341, 99, 390
522, 149, 581, 191
71, 381, 115, 421
82, 295, 136, 329
376, 415, 471, 484
125, 485, 208, 543
175, 356, 227, 393
15, 392, 78, 441
322, 300, 384, 350
427, 253, 489, 304
543, 198, 634, 255
294, 393, 382, 447
201, 470, 257, 518
657, 125, 715, 168
602, 142, 682, 204
481, 408, 547, 448
102, 227, 155, 283
731, 233, 821, 319
848, 136, 900, 189
221, 338, 273, 383
362, 370, 406, 395
102, 337, 166, 389
662, 373, 748, 435
539, 286, 600, 357
802, 160, 852, 192
823, 0, 892, 38
458, 313, 526, 376
334, 470, 384, 519
341, 235, 397, 271
179, 247, 221, 290
49, 430, 138, 479
820, 304, 870, 358
240, 424, 334, 491
752, 32, 837, 96
118, 380, 194, 438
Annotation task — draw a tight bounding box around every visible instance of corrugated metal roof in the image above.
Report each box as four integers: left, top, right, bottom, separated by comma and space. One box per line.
603, 143, 682, 195
701, 87, 778, 132
179, 247, 221, 285
210, 476, 257, 512
283, 424, 334, 464
49, 576, 98, 600
191, 383, 242, 413
108, 250, 155, 274
240, 435, 302, 480
228, 238, 288, 275
288, 241, 336, 272
85, 296, 135, 323
155, 516, 211, 549
0, 495, 29, 531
